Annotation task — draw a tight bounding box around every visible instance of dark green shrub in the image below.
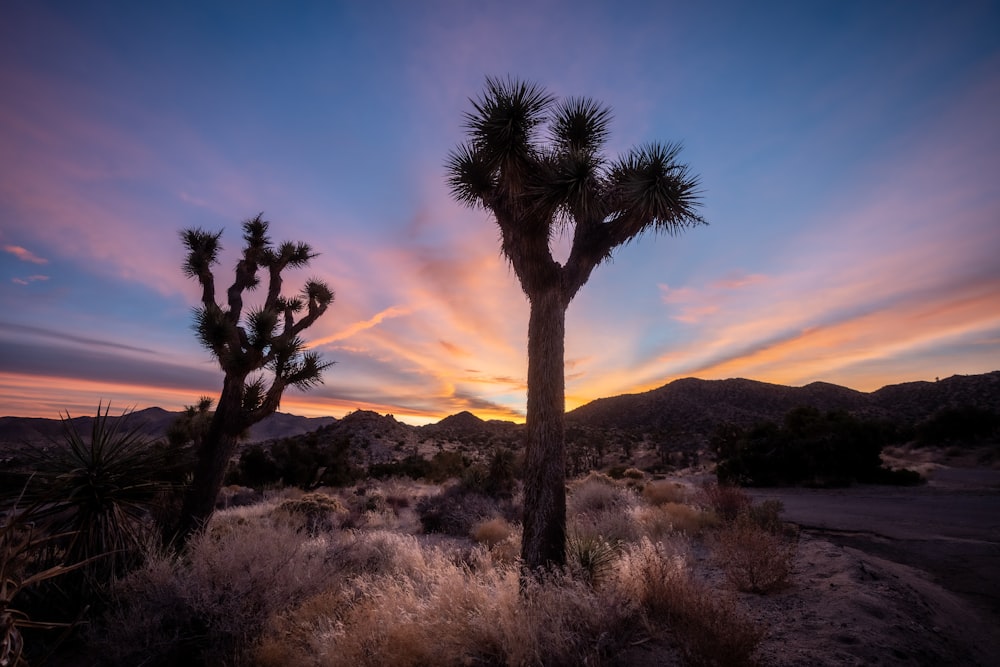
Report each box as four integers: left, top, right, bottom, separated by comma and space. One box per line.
715, 407, 903, 487
916, 405, 1000, 445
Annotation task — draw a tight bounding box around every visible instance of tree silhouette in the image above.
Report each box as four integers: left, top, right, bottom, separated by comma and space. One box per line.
447, 77, 705, 571
173, 215, 334, 544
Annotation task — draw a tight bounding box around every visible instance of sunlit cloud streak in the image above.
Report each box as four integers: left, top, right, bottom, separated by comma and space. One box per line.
4, 245, 48, 264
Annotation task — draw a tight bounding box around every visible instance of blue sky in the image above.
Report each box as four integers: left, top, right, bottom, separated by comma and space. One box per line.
1, 0, 998, 423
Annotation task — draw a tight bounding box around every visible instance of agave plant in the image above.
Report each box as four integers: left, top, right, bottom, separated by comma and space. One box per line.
2, 403, 176, 581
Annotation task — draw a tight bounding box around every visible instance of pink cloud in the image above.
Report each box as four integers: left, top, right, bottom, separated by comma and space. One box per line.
3, 245, 48, 264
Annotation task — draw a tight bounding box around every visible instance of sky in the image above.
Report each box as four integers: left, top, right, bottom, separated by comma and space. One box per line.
1, 1, 998, 425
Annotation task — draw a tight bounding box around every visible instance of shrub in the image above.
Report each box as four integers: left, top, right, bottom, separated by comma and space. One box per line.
274, 492, 348, 535
95, 511, 334, 666
470, 517, 514, 548
740, 498, 786, 534
416, 486, 501, 536
642, 480, 689, 506
711, 518, 796, 594
615, 538, 762, 666
715, 407, 901, 486
567, 474, 632, 516
698, 482, 752, 522
662, 502, 717, 535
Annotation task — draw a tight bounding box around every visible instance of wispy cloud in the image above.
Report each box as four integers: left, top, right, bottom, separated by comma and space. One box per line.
3, 245, 48, 264
11, 274, 49, 285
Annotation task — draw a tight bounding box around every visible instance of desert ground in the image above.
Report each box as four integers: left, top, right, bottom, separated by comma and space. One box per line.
625, 462, 1000, 666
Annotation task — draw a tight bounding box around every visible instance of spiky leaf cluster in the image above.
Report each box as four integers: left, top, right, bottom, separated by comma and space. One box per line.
180, 214, 334, 426
447, 76, 705, 300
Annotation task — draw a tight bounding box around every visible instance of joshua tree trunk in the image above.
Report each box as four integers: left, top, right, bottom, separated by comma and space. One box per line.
521, 287, 567, 571
173, 376, 246, 545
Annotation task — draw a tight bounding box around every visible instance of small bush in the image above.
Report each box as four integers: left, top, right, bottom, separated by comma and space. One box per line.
663, 502, 717, 535
470, 517, 514, 548
642, 480, 689, 506
97, 512, 335, 666
711, 518, 796, 594
615, 538, 762, 666
567, 474, 632, 516
416, 486, 500, 536
274, 492, 348, 535
698, 482, 751, 522
743, 499, 786, 533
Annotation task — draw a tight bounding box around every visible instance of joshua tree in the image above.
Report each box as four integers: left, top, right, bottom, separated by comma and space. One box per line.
447, 77, 705, 571
174, 215, 334, 544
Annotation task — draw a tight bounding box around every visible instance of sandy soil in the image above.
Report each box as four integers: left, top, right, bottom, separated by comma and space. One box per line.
625, 465, 1000, 666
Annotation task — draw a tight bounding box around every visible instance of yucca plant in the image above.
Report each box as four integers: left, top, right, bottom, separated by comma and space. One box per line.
1, 498, 98, 666
2, 403, 176, 584
567, 534, 620, 587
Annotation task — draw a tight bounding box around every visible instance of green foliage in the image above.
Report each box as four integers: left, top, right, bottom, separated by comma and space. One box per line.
368, 454, 433, 481
916, 405, 1000, 446
231, 433, 361, 489
715, 407, 903, 487
567, 534, 619, 586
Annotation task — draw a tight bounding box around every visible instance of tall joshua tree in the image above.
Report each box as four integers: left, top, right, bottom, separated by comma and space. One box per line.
447, 77, 705, 572
174, 214, 334, 544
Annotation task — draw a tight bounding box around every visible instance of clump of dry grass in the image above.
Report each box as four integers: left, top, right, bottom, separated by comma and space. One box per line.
274, 492, 348, 535
470, 516, 514, 547
711, 517, 797, 594
96, 510, 336, 665
261, 550, 634, 667
616, 538, 763, 666
567, 473, 633, 515
642, 479, 690, 506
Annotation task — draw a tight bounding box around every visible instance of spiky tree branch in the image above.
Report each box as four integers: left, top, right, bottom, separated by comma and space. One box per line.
173, 214, 334, 545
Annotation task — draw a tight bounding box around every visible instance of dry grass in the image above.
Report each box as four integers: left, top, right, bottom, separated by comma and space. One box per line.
470, 516, 514, 547
711, 518, 797, 594
97, 509, 336, 665
616, 538, 763, 666
89, 477, 768, 666
642, 480, 691, 506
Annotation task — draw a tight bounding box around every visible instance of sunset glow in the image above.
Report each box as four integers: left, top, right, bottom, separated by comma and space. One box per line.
1, 2, 998, 424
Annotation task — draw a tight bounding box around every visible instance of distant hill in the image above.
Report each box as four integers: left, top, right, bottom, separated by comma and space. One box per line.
2, 372, 997, 453
0, 406, 334, 448
565, 372, 1000, 435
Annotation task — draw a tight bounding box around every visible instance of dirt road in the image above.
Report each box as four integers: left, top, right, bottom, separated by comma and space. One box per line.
747, 468, 1000, 617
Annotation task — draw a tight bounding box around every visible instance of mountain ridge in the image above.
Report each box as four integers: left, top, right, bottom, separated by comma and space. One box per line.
2, 371, 997, 447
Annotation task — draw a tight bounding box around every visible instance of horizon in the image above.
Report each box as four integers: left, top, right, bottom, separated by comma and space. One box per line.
2, 2, 999, 425
4, 370, 994, 427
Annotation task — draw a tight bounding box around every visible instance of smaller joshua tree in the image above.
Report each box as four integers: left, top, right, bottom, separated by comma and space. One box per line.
173, 215, 334, 545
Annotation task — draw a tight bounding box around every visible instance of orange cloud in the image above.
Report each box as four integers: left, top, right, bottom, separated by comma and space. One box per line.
3, 245, 48, 264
